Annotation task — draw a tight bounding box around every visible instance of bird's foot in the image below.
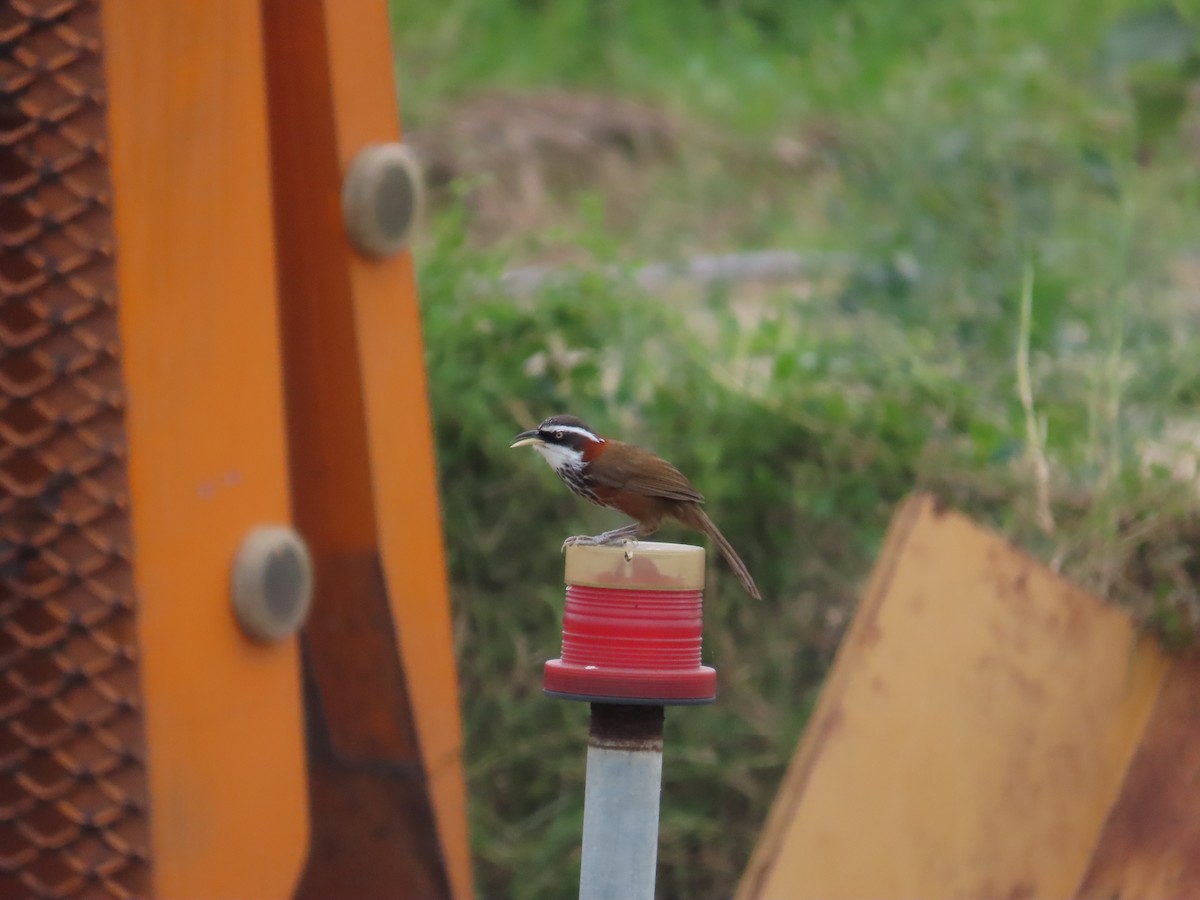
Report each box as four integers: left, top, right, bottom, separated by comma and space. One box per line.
561, 534, 601, 551
561, 525, 641, 552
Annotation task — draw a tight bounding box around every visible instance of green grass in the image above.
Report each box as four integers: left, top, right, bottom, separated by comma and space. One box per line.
396, 1, 1200, 896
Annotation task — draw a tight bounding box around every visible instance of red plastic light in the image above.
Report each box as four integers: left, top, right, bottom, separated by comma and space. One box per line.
543, 583, 716, 705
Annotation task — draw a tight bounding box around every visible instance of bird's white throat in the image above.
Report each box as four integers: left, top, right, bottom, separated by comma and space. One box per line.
534, 442, 584, 474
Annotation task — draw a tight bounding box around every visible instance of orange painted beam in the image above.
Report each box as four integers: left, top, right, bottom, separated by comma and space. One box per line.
102, 2, 309, 898
261, 0, 471, 897
322, 14, 471, 889
739, 495, 1167, 900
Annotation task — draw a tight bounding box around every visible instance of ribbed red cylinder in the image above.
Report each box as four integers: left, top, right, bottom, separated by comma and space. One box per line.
544, 584, 716, 704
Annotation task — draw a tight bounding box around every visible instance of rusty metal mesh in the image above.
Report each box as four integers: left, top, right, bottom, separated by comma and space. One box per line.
0, 1, 151, 898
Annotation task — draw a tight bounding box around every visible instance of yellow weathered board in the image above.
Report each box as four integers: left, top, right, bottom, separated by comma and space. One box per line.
739, 494, 1168, 900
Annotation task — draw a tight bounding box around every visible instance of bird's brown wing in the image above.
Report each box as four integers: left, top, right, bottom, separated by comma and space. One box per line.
590, 441, 705, 503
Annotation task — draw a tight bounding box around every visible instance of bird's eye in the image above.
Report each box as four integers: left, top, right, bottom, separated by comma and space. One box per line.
554, 430, 564, 440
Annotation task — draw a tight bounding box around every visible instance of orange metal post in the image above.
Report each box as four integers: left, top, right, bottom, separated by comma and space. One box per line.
103, 1, 309, 897
4, 2, 467, 897
262, 1, 472, 897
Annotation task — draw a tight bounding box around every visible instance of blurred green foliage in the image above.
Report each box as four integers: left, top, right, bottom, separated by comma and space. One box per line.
1099, 4, 1200, 159
397, 0, 1200, 897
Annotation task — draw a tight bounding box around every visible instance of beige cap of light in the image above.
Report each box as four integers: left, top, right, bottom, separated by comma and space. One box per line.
564, 541, 706, 591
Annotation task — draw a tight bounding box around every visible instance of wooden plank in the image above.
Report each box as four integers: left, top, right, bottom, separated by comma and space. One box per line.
739, 495, 1167, 900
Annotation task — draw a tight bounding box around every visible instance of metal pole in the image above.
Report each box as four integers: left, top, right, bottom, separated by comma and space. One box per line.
579, 704, 666, 900
542, 541, 715, 900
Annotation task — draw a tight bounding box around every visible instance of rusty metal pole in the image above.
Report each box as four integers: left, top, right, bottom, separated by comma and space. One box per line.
544, 542, 716, 900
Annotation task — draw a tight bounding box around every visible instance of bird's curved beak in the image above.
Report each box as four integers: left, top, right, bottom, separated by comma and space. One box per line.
510, 430, 543, 449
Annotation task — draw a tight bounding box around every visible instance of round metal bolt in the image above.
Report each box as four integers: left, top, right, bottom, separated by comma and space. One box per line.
231, 526, 314, 642
341, 142, 424, 259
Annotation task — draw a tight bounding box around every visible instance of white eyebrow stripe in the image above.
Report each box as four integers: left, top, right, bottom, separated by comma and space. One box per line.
545, 424, 604, 442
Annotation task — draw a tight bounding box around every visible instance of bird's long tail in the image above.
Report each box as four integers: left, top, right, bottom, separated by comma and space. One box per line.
687, 507, 761, 600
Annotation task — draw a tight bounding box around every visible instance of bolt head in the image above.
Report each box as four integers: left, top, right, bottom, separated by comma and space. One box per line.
231, 526, 314, 642
341, 142, 424, 258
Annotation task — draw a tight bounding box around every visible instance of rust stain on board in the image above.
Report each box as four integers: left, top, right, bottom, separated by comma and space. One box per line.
1074, 652, 1200, 899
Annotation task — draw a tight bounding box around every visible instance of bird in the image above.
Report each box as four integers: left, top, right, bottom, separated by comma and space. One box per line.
510, 414, 761, 599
